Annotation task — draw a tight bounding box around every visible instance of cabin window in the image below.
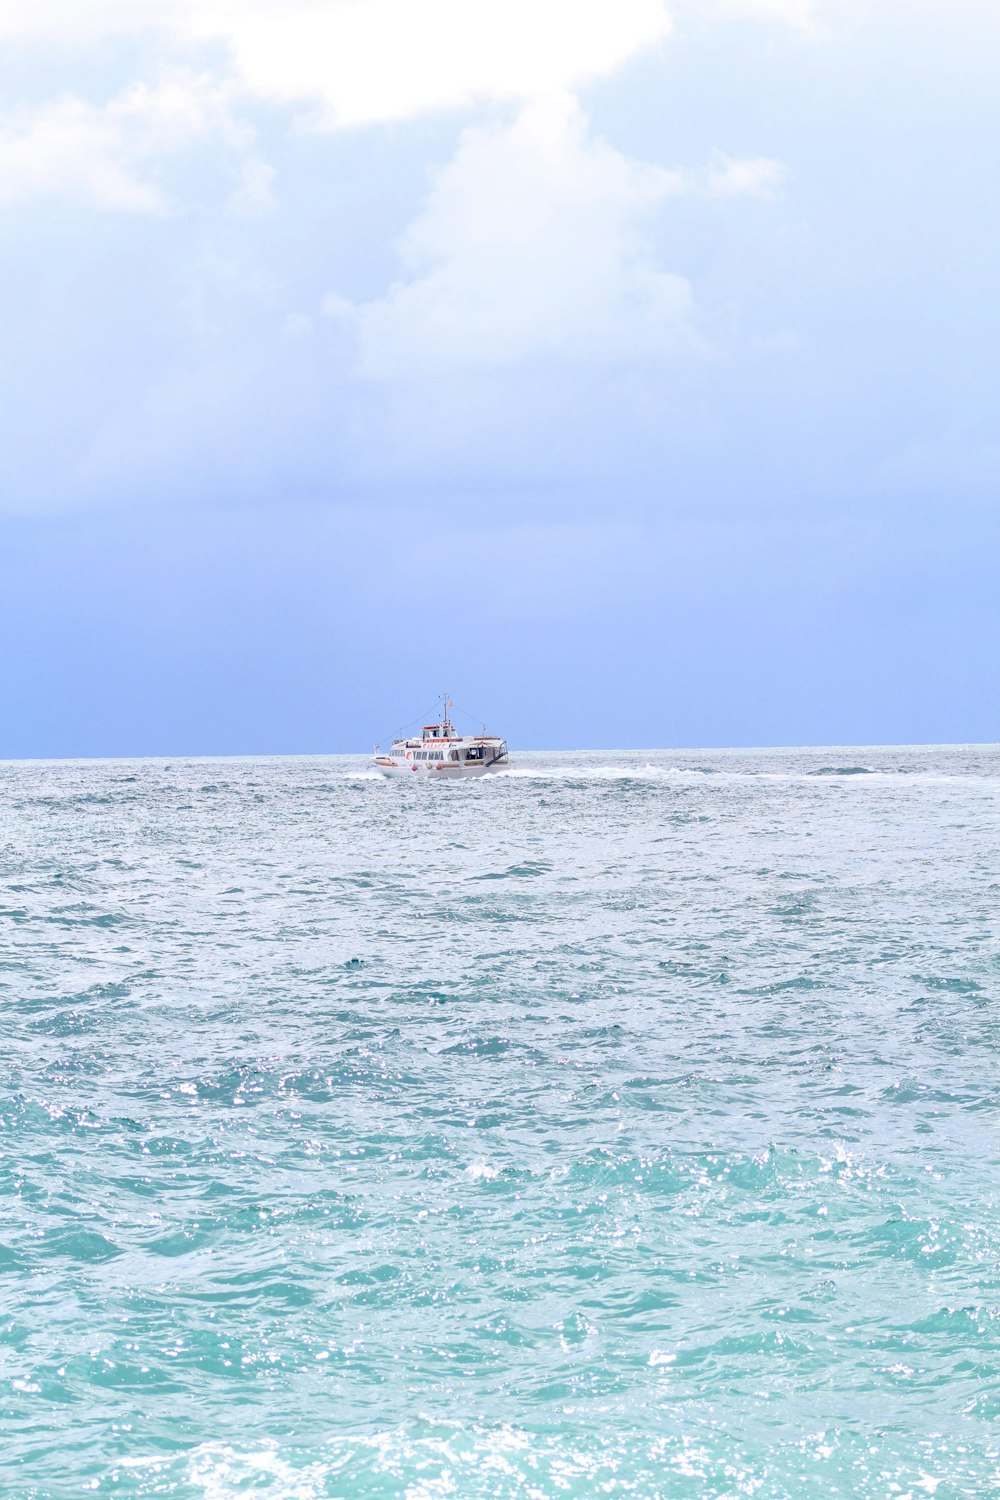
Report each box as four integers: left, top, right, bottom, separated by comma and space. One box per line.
450, 750, 460, 761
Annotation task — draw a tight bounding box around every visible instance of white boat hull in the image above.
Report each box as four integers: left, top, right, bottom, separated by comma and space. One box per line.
374, 757, 507, 779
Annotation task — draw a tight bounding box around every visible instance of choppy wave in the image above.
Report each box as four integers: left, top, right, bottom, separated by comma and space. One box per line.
0, 746, 998, 1498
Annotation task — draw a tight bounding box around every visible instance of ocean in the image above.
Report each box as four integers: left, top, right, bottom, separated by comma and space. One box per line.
1, 745, 998, 1498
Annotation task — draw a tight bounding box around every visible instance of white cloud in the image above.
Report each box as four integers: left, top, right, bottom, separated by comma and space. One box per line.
1, 0, 788, 224
325, 102, 785, 378
201, 0, 672, 126
324, 98, 699, 377
0, 72, 260, 213
0, 1, 672, 127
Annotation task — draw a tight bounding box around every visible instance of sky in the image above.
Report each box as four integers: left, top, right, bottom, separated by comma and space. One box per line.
1, 0, 997, 755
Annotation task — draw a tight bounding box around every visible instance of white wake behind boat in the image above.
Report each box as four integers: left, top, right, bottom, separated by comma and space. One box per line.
374, 697, 509, 779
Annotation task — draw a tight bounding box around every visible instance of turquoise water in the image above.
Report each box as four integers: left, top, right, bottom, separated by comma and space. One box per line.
1, 746, 998, 1498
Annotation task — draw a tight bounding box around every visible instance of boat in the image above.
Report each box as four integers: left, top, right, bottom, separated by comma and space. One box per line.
374, 697, 509, 779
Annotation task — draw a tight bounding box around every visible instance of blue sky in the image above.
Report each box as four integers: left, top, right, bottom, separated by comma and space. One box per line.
1, 0, 997, 754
